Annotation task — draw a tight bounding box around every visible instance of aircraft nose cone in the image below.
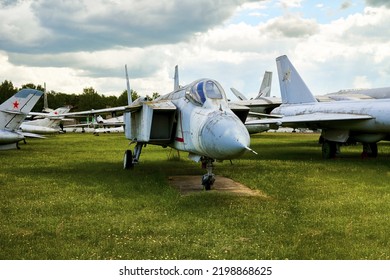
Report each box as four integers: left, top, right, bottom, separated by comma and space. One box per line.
200, 114, 250, 159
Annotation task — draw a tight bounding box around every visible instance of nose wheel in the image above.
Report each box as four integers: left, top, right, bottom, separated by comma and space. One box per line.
201, 158, 215, 190
123, 142, 144, 169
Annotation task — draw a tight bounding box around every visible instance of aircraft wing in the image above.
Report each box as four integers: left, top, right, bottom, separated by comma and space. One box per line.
248, 111, 283, 118
60, 106, 127, 117
61, 104, 143, 117
246, 112, 374, 127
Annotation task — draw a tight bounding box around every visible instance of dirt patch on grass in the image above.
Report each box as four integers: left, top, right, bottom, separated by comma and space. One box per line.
168, 175, 268, 197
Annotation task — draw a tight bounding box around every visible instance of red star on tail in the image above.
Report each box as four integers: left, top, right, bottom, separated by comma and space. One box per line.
13, 100, 19, 109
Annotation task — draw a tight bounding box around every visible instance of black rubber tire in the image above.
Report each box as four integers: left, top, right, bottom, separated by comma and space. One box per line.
123, 150, 134, 169
322, 141, 337, 159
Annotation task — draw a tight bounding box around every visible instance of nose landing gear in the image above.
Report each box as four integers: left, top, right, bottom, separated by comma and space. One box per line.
201, 158, 215, 191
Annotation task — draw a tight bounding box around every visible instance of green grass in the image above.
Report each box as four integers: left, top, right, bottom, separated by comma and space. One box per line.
1, 132, 390, 260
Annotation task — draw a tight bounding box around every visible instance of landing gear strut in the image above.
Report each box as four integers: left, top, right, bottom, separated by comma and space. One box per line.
201, 158, 215, 191
123, 142, 144, 169
362, 142, 378, 158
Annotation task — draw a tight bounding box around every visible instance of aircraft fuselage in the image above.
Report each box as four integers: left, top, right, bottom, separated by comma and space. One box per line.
0, 129, 24, 144
158, 79, 250, 161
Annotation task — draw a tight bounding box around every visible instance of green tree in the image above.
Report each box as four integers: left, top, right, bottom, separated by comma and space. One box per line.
0, 80, 17, 103
117, 89, 139, 105
77, 87, 105, 111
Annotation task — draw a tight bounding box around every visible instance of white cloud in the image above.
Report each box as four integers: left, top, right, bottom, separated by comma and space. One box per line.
278, 0, 303, 8
263, 14, 319, 38
1, 0, 390, 100
353, 76, 372, 88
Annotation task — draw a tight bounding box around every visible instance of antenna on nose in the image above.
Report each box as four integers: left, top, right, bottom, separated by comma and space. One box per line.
245, 146, 258, 155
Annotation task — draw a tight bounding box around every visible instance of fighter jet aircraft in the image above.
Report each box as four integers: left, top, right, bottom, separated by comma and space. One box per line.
58, 66, 254, 189
122, 66, 254, 189
247, 55, 390, 159
20, 106, 71, 135
0, 89, 43, 149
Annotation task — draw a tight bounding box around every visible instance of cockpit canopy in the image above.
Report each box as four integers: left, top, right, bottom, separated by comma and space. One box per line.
186, 79, 225, 106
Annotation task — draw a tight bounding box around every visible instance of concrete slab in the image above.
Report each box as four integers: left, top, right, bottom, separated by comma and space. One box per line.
168, 175, 268, 197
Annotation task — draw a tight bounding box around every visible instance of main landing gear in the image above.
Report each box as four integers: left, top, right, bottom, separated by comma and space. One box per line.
362, 142, 378, 158
321, 139, 378, 159
321, 140, 338, 159
201, 157, 215, 191
123, 142, 144, 169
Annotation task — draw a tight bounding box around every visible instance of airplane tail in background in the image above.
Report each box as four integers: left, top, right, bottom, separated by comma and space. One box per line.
276, 55, 317, 104
230, 88, 248, 101
25, 106, 71, 128
174, 65, 180, 91
43, 83, 50, 112
256, 71, 272, 98
0, 89, 43, 130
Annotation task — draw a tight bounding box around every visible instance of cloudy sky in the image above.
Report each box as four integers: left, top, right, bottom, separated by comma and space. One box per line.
1, 0, 390, 100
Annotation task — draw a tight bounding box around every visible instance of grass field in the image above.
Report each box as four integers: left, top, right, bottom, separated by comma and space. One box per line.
1, 132, 390, 260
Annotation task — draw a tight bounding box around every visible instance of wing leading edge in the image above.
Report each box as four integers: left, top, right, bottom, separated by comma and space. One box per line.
246, 112, 373, 128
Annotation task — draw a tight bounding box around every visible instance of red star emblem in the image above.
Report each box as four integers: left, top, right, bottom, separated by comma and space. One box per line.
13, 100, 19, 109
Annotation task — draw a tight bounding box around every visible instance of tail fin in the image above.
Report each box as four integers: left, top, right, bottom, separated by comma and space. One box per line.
174, 65, 179, 91
43, 82, 50, 112
0, 89, 43, 130
124, 65, 132, 139
276, 55, 317, 104
44, 107, 72, 127
256, 71, 272, 98
230, 88, 248, 100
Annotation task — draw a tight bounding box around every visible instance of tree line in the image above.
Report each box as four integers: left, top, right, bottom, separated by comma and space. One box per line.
0, 80, 160, 113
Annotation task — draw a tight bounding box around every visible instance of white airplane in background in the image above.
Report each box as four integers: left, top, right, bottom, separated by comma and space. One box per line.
0, 89, 43, 150
20, 106, 71, 135
325, 87, 390, 100
247, 55, 390, 159
90, 115, 124, 135
63, 114, 124, 134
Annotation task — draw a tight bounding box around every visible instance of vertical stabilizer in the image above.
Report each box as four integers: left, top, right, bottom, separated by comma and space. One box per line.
43, 83, 48, 109
276, 55, 317, 104
174, 65, 179, 91
0, 89, 43, 130
256, 71, 272, 98
124, 65, 132, 139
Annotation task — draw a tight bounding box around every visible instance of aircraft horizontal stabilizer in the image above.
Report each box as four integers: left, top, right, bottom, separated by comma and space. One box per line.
230, 88, 248, 101
20, 132, 46, 139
